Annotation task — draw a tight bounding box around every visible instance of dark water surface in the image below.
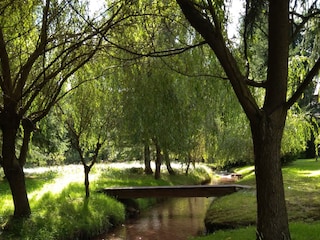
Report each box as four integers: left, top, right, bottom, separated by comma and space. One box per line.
97, 197, 213, 240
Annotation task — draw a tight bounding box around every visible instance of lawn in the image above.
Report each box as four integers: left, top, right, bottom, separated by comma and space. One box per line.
191, 159, 320, 240
0, 162, 211, 240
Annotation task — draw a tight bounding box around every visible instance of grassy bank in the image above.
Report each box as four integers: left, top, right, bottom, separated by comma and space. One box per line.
191, 159, 320, 240
0, 162, 211, 240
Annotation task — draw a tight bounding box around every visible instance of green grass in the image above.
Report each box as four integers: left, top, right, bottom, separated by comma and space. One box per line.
190, 222, 320, 240
192, 159, 320, 240
0, 162, 211, 239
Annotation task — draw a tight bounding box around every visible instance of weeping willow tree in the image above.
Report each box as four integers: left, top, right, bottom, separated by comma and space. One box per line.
0, 0, 129, 218
175, 0, 320, 239
59, 59, 120, 197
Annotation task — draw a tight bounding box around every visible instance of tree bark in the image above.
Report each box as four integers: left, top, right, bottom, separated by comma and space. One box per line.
0, 111, 31, 217
84, 165, 90, 198
251, 111, 290, 240
185, 153, 191, 175
253, 1, 291, 237
144, 143, 153, 174
176, 0, 291, 239
164, 148, 175, 175
19, 118, 36, 167
153, 139, 162, 180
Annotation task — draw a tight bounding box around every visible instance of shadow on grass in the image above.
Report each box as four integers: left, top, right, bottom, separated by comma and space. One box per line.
95, 166, 211, 189
204, 159, 320, 236
2, 182, 125, 240
26, 170, 59, 193
1, 164, 211, 239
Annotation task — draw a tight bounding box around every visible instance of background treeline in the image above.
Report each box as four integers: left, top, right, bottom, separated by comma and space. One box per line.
23, 50, 317, 169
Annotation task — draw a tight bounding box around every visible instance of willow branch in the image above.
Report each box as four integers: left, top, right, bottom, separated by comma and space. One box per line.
286, 57, 320, 109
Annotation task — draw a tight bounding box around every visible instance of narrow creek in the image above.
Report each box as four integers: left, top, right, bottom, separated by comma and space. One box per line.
96, 197, 213, 240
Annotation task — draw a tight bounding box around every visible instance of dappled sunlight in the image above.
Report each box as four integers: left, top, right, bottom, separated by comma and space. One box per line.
236, 166, 255, 176
300, 169, 320, 177
27, 162, 190, 201
105, 161, 187, 173
287, 159, 320, 171
283, 159, 320, 180
28, 165, 99, 201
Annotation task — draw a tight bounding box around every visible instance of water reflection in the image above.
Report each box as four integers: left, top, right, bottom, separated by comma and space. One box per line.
100, 197, 212, 240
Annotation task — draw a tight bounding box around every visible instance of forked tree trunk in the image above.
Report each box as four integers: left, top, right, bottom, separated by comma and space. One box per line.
1, 114, 31, 218
251, 113, 291, 240
144, 143, 153, 175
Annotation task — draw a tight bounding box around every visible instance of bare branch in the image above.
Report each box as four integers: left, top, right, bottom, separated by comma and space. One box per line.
176, 0, 261, 122
0, 27, 12, 93
25, 48, 98, 123
103, 38, 207, 58
286, 57, 320, 109
246, 79, 266, 88
13, 0, 50, 99
290, 9, 320, 41
159, 57, 228, 80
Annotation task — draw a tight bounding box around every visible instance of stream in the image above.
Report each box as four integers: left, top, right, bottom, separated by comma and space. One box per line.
96, 197, 213, 240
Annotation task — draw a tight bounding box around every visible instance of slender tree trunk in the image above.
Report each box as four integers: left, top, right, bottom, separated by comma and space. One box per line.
164, 148, 175, 175
185, 153, 192, 175
251, 112, 291, 240
19, 118, 35, 167
153, 139, 162, 180
84, 165, 90, 198
144, 143, 153, 175
1, 112, 31, 218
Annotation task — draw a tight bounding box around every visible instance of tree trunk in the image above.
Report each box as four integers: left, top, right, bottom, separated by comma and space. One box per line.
19, 118, 36, 167
1, 112, 31, 218
185, 153, 192, 175
251, 113, 291, 240
84, 165, 90, 198
153, 139, 162, 180
252, 1, 291, 238
176, 0, 291, 238
144, 143, 153, 175
164, 149, 175, 175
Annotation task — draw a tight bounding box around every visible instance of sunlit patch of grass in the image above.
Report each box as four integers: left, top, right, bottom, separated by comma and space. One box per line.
190, 226, 255, 240
94, 162, 211, 189
1, 162, 210, 239
0, 195, 14, 226
281, 159, 320, 222
234, 166, 255, 177
196, 159, 320, 240
303, 169, 320, 177
205, 190, 256, 230
191, 222, 320, 240
2, 184, 125, 240
28, 165, 100, 201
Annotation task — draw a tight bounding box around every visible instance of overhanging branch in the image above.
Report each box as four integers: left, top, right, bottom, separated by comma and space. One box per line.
286, 57, 320, 109
103, 38, 207, 58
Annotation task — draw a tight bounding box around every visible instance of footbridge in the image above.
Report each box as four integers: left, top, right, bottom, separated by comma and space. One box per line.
98, 184, 251, 199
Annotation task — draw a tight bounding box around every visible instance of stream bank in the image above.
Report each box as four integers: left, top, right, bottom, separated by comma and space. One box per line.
95, 197, 213, 240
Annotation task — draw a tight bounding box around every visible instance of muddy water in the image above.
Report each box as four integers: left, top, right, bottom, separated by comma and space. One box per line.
98, 197, 213, 240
